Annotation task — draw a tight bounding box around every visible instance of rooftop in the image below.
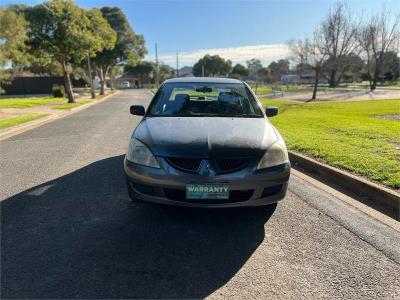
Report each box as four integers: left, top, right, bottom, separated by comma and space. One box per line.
163, 77, 243, 84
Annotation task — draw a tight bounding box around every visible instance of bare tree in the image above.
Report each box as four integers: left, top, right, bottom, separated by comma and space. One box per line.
318, 2, 359, 88
246, 59, 263, 94
358, 24, 374, 89
289, 35, 328, 100
358, 9, 400, 90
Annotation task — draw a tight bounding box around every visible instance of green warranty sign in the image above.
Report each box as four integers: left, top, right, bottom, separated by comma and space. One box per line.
186, 184, 229, 199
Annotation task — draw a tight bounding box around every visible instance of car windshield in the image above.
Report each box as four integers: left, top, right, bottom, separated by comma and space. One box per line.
147, 82, 264, 117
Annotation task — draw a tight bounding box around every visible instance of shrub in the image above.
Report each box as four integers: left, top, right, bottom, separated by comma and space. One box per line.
52, 84, 65, 98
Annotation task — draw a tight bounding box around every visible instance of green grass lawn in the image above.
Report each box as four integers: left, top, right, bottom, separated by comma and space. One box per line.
251, 84, 333, 95
251, 85, 273, 95
261, 98, 400, 189
0, 114, 48, 129
54, 100, 90, 110
379, 85, 400, 90
347, 81, 400, 90
0, 97, 65, 108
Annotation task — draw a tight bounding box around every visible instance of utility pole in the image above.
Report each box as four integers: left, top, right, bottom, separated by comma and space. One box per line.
155, 43, 159, 88
86, 54, 95, 99
176, 50, 179, 77
202, 63, 205, 77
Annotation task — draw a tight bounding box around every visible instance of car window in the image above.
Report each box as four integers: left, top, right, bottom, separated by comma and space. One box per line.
148, 82, 264, 117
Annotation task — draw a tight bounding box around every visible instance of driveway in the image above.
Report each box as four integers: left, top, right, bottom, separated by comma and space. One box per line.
1, 89, 399, 299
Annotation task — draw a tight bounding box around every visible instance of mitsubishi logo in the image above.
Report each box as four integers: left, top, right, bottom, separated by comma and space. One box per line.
199, 159, 214, 176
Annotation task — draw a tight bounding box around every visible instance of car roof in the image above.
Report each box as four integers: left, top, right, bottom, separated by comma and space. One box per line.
163, 77, 243, 84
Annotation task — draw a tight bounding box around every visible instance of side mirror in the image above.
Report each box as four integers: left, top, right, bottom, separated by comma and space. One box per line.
130, 105, 145, 116
265, 106, 278, 117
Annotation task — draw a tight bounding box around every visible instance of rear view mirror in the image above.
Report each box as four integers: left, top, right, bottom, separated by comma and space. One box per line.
195, 86, 213, 93
130, 105, 145, 116
265, 106, 278, 117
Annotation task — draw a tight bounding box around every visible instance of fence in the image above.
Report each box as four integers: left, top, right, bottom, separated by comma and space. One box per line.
1, 76, 64, 96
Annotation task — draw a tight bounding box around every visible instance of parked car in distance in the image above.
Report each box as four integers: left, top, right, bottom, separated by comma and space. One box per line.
119, 81, 130, 88
124, 77, 290, 207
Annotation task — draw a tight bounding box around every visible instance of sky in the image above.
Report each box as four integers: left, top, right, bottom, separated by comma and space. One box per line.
2, 0, 400, 67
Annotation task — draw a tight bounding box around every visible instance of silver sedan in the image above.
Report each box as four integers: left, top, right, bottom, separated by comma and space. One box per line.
124, 77, 290, 207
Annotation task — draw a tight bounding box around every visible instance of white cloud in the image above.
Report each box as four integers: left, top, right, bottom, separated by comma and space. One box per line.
153, 44, 290, 67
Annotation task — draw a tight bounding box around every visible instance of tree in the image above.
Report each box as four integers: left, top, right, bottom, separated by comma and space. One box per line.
289, 36, 328, 100
246, 59, 263, 93
358, 9, 400, 90
124, 61, 174, 85
192, 54, 232, 77
0, 7, 28, 92
24, 0, 113, 103
109, 65, 124, 91
340, 53, 365, 82
8, 4, 62, 77
318, 2, 358, 87
295, 62, 314, 79
257, 67, 271, 83
124, 62, 154, 84
84, 8, 116, 97
267, 59, 290, 82
93, 7, 147, 95
246, 59, 263, 78
159, 63, 175, 82
22, 58, 63, 76
381, 51, 400, 82
231, 63, 249, 78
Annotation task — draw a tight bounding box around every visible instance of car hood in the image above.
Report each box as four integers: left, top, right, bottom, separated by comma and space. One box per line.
134, 117, 278, 158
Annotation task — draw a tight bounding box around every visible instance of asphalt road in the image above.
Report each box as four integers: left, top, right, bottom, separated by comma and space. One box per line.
1, 90, 399, 299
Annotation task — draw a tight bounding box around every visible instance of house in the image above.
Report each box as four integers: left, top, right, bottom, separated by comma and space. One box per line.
115, 71, 140, 88
281, 74, 300, 84
281, 73, 316, 84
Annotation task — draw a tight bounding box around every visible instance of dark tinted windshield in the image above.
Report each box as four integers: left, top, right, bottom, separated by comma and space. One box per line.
148, 82, 264, 117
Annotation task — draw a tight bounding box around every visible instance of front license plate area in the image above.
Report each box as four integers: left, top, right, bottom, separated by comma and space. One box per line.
186, 184, 229, 199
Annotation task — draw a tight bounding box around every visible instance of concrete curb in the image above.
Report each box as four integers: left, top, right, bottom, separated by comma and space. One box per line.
0, 91, 121, 141
289, 151, 400, 218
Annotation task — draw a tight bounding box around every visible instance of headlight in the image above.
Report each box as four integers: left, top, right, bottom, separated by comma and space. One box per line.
126, 138, 160, 168
257, 140, 289, 169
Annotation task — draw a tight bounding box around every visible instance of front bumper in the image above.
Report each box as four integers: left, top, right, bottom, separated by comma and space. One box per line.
124, 157, 290, 208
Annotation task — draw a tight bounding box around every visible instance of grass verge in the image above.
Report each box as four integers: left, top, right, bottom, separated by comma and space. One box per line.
0, 97, 65, 108
261, 98, 400, 189
0, 114, 48, 129
54, 100, 90, 110
252, 84, 337, 95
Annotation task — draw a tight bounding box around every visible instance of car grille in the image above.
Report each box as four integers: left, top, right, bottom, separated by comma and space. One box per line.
165, 157, 251, 174
163, 188, 254, 204
165, 157, 202, 173
214, 158, 250, 173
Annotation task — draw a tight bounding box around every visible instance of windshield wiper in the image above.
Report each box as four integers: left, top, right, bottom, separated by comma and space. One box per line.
234, 114, 264, 118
